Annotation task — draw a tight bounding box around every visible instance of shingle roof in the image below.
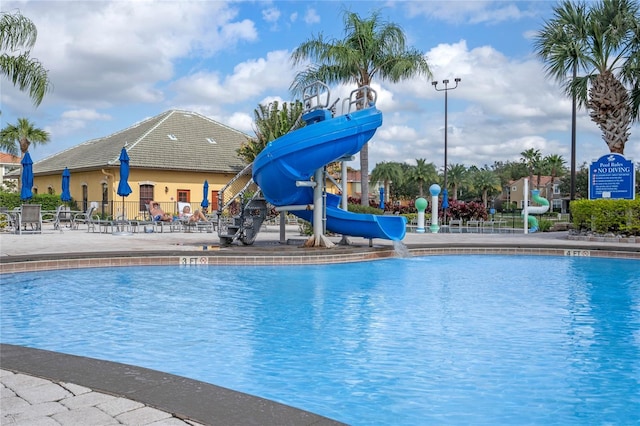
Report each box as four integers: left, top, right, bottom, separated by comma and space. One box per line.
32, 110, 250, 175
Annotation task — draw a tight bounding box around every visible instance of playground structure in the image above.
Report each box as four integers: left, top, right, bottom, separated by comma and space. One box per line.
217, 82, 407, 246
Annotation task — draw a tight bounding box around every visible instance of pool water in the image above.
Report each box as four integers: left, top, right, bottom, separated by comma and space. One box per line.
1, 255, 639, 425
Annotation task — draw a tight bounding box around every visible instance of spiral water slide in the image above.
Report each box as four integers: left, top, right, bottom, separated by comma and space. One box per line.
252, 106, 407, 241
524, 189, 549, 232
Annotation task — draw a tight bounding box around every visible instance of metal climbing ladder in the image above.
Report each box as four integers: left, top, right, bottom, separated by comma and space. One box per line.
216, 163, 269, 246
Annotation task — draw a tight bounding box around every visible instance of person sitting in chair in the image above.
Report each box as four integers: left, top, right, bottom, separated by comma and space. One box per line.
181, 205, 207, 222
149, 201, 172, 222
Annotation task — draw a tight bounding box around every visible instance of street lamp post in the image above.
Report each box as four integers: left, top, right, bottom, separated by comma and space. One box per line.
432, 77, 461, 225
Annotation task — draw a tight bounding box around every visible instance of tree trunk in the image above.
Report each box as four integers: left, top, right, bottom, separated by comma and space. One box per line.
587, 71, 631, 154
19, 137, 30, 156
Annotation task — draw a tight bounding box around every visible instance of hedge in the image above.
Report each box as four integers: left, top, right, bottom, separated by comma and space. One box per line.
0, 192, 78, 211
571, 198, 640, 236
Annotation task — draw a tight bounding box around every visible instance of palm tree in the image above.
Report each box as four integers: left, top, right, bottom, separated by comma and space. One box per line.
534, 0, 640, 155
290, 10, 431, 206
237, 101, 305, 163
544, 154, 566, 211
0, 11, 52, 106
520, 148, 542, 189
409, 158, 437, 198
447, 163, 468, 201
470, 169, 501, 208
370, 161, 402, 206
0, 117, 50, 158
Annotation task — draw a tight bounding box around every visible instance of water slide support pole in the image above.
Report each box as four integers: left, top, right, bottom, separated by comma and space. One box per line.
339, 160, 350, 245
279, 211, 286, 244
313, 168, 323, 237
523, 178, 529, 235
304, 168, 334, 248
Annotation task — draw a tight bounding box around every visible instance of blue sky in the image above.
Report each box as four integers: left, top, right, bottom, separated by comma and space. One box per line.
2, 0, 638, 172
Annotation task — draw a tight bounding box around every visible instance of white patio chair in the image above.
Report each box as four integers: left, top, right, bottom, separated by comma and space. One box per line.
16, 204, 43, 235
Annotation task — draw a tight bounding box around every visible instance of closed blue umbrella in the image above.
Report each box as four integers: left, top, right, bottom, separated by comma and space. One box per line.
116, 147, 132, 226
61, 168, 71, 202
441, 188, 449, 209
117, 147, 132, 198
201, 180, 209, 209
20, 152, 33, 201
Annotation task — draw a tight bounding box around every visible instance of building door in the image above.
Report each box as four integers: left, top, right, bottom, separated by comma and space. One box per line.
211, 190, 219, 210
82, 185, 88, 211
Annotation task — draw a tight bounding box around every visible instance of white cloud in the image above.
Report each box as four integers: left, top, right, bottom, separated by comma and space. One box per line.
170, 50, 294, 106
304, 8, 320, 24
405, 1, 534, 25
3, 0, 257, 108
262, 7, 280, 23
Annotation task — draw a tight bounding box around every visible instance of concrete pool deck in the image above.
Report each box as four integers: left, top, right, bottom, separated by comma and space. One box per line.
1, 224, 639, 425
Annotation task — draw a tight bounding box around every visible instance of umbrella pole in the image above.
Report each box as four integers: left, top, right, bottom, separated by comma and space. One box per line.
113, 195, 132, 236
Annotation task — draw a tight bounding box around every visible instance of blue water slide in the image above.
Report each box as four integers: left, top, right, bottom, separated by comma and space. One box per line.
252, 107, 407, 241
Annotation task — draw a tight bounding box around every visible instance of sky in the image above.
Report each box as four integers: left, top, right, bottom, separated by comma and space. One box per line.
2, 0, 639, 174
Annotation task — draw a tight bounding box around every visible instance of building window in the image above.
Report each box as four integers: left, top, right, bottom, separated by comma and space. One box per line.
177, 190, 190, 202
47, 186, 54, 195
139, 184, 154, 212
553, 184, 560, 194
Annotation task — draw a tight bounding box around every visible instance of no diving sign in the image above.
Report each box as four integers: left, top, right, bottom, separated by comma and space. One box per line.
589, 154, 635, 200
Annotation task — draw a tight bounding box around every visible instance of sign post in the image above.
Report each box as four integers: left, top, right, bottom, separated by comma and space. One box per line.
588, 154, 635, 200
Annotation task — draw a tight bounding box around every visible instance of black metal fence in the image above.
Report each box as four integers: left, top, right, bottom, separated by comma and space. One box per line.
92, 200, 184, 220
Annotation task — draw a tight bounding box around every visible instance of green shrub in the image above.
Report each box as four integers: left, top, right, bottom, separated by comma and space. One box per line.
571, 198, 640, 236
347, 203, 384, 215
0, 191, 73, 210
538, 219, 553, 232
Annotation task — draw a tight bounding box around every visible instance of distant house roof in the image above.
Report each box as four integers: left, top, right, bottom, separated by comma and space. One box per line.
0, 152, 21, 165
31, 109, 250, 175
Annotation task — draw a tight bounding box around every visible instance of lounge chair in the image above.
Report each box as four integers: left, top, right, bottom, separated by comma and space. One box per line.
1, 207, 18, 232
52, 205, 74, 230
15, 204, 43, 235
178, 201, 215, 233
72, 203, 98, 232
145, 203, 176, 233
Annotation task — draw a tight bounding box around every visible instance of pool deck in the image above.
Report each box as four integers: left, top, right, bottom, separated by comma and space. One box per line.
1, 224, 638, 425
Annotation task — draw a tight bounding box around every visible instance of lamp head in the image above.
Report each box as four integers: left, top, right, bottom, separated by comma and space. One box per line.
454, 77, 461, 83
431, 81, 437, 87
443, 79, 449, 84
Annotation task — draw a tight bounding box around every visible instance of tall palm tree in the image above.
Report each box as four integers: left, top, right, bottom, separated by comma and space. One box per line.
0, 117, 50, 158
238, 101, 305, 163
290, 10, 431, 206
544, 154, 566, 210
0, 11, 52, 106
370, 161, 402, 205
447, 163, 468, 201
471, 169, 501, 208
409, 158, 437, 198
520, 148, 542, 189
534, 0, 640, 154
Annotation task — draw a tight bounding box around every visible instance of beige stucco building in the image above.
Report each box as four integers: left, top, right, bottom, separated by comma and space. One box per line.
27, 109, 251, 219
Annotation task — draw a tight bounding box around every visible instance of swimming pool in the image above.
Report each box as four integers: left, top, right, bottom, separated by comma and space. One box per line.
1, 255, 639, 425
